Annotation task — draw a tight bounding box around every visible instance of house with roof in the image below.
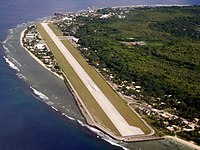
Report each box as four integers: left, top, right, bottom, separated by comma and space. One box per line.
35, 43, 45, 50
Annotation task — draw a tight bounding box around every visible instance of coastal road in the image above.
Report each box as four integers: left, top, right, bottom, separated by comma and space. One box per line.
41, 23, 144, 136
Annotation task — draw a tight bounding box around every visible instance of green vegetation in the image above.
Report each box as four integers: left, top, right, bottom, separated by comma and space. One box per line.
48, 23, 63, 36
177, 130, 200, 145
62, 39, 150, 134
68, 6, 200, 120
37, 23, 151, 135
36, 24, 120, 135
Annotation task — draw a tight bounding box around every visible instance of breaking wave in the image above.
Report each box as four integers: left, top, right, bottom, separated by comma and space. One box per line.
77, 120, 85, 126
8, 28, 13, 34
3, 45, 9, 51
46, 101, 54, 106
3, 37, 9, 44
10, 57, 22, 67
3, 22, 129, 150
16, 73, 27, 80
30, 86, 49, 101
77, 120, 129, 150
62, 113, 76, 121
103, 138, 129, 150
2, 29, 13, 43
51, 106, 59, 112
3, 56, 20, 72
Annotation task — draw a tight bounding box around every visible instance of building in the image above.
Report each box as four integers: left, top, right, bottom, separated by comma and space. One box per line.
35, 43, 45, 50
25, 33, 35, 39
167, 126, 174, 132
161, 112, 172, 119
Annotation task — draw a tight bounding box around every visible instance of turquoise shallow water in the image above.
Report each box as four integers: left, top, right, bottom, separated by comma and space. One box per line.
0, 0, 199, 149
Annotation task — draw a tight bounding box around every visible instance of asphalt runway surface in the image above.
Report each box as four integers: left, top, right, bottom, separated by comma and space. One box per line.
41, 23, 144, 136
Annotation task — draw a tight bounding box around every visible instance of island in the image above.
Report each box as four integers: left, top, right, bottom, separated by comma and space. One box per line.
21, 5, 200, 148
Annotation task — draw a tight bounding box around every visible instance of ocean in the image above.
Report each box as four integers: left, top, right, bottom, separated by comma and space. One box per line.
0, 0, 199, 149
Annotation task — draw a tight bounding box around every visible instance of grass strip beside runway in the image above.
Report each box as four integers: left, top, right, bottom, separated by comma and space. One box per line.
37, 24, 120, 135
48, 24, 151, 134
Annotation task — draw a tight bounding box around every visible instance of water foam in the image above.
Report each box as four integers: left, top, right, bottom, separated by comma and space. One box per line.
30, 87, 49, 101
3, 45, 9, 51
7, 29, 14, 40
10, 57, 22, 67
62, 113, 76, 121
103, 138, 129, 150
3, 56, 20, 72
17, 24, 23, 28
46, 101, 54, 106
77, 120, 86, 127
51, 106, 58, 112
3, 37, 9, 44
8, 29, 13, 34
16, 73, 27, 80
77, 120, 104, 136
3, 33, 12, 45
4, 21, 128, 150
77, 120, 129, 150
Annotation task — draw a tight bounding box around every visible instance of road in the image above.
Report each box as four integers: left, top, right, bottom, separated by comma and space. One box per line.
41, 23, 144, 136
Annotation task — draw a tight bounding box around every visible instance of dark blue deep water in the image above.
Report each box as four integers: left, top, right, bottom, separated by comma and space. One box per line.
0, 0, 199, 150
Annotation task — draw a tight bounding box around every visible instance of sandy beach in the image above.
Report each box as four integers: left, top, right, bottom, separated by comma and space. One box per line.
165, 136, 200, 150
20, 28, 64, 80
20, 25, 200, 145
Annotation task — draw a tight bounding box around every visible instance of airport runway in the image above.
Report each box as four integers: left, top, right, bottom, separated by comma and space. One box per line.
41, 23, 144, 136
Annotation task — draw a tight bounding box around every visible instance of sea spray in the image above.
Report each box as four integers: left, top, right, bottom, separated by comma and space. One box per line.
77, 120, 129, 150
16, 73, 27, 80
8, 29, 13, 35
30, 86, 49, 101
46, 101, 54, 106
3, 37, 9, 44
4, 18, 130, 150
3, 45, 9, 52
2, 33, 12, 45
51, 106, 59, 112
10, 57, 22, 67
62, 113, 76, 121
103, 138, 129, 150
4, 56, 20, 72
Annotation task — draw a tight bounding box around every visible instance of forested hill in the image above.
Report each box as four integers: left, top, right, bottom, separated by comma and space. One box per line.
58, 6, 200, 120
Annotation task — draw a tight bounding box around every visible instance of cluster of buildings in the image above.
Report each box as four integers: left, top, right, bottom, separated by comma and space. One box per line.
136, 103, 200, 134
22, 25, 62, 75
52, 7, 145, 97
53, 6, 132, 27
94, 65, 143, 98
51, 6, 200, 141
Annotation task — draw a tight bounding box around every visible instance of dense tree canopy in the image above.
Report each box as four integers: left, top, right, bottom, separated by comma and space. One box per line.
58, 6, 200, 120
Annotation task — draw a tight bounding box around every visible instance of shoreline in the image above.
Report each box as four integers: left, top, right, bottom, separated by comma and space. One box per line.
164, 136, 200, 150
71, 4, 192, 15
20, 28, 64, 80
63, 73, 164, 142
39, 23, 161, 141
19, 18, 199, 147
61, 5, 200, 149
21, 24, 162, 142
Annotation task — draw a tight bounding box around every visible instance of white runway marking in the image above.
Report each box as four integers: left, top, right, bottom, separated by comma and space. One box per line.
41, 23, 144, 136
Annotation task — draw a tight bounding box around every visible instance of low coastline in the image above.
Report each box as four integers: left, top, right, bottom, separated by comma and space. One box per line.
21, 24, 162, 142
20, 19, 200, 148
20, 28, 64, 80
164, 136, 200, 150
